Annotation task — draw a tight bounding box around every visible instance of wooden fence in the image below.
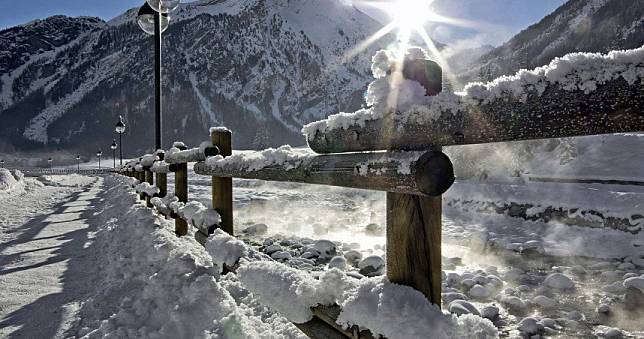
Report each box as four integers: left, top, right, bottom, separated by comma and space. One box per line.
117, 57, 643, 338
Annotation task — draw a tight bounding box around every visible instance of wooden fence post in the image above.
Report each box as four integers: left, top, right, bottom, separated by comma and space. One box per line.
211, 128, 233, 235
145, 169, 153, 207
156, 151, 167, 198
386, 193, 442, 306
173, 143, 189, 236
385, 58, 443, 306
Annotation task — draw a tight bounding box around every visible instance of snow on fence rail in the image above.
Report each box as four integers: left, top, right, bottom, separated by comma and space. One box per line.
304, 47, 644, 153
117, 47, 644, 339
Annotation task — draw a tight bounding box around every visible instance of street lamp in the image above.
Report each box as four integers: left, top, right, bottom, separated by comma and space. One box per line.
97, 150, 103, 169
48, 157, 53, 169
137, 0, 178, 150
115, 116, 126, 166
76, 155, 81, 171
111, 140, 118, 168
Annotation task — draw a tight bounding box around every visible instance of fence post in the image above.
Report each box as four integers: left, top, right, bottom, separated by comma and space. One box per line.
156, 150, 167, 198
174, 144, 189, 236
210, 128, 233, 235
144, 169, 153, 207
386, 193, 442, 306
386, 59, 443, 306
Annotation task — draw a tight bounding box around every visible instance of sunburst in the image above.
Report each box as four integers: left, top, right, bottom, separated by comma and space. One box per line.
345, 0, 476, 90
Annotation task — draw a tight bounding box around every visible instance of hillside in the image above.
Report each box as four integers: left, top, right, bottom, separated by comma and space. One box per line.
0, 0, 387, 155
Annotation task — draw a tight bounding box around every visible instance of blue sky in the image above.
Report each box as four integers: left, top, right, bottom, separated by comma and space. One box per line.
0, 0, 567, 46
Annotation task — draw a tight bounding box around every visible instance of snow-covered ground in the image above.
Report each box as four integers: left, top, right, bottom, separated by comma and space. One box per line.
1, 166, 642, 338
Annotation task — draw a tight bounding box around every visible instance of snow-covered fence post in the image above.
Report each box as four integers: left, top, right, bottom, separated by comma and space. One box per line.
210, 128, 233, 234
156, 150, 167, 198
172, 143, 189, 236
144, 169, 154, 207
386, 59, 444, 306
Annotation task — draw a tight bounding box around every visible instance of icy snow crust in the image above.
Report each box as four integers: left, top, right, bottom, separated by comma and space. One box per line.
302, 46, 644, 139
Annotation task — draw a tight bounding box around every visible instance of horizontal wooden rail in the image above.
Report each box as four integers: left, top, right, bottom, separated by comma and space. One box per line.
165, 145, 220, 164
306, 77, 644, 153
193, 150, 454, 197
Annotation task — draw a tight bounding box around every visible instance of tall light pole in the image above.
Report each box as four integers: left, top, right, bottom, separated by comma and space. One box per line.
76, 155, 81, 171
137, 0, 179, 151
97, 150, 103, 169
111, 140, 118, 168
115, 116, 126, 165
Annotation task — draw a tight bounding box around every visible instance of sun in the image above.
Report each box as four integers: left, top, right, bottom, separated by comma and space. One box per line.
343, 0, 469, 90
392, 0, 435, 33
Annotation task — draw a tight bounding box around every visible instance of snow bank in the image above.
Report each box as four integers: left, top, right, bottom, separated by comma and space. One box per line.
205, 146, 313, 172
75, 176, 304, 339
0, 169, 23, 191
302, 46, 644, 139
237, 260, 497, 338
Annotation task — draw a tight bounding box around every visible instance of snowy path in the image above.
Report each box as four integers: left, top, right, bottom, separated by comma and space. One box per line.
0, 176, 103, 338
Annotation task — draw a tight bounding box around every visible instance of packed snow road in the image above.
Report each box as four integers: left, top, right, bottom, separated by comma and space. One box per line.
0, 174, 101, 338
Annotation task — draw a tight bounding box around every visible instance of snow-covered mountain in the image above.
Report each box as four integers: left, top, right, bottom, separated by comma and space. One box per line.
0, 0, 386, 154
458, 0, 644, 83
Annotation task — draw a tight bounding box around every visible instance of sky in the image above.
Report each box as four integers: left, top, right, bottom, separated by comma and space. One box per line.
0, 0, 567, 47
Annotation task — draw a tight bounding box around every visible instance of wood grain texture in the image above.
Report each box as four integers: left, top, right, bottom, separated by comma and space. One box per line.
386, 192, 442, 305
211, 129, 234, 234
307, 78, 644, 153
174, 163, 188, 236
156, 173, 167, 198
194, 151, 454, 197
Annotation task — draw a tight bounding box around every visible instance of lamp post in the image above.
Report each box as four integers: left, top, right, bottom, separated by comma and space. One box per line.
97, 150, 103, 169
48, 157, 53, 169
136, 1, 176, 151
76, 155, 81, 171
115, 116, 126, 166
111, 140, 118, 168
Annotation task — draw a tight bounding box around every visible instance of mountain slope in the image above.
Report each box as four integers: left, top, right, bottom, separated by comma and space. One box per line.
458, 0, 644, 82
0, 0, 386, 154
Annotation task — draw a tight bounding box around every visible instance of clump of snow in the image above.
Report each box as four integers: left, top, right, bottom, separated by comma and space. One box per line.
150, 160, 169, 173
139, 154, 158, 167
169, 200, 221, 233
134, 182, 159, 196
150, 194, 178, 215
237, 260, 497, 338
205, 145, 313, 172
210, 127, 231, 133
0, 168, 22, 191
205, 229, 249, 270
237, 261, 330, 323
302, 46, 644, 140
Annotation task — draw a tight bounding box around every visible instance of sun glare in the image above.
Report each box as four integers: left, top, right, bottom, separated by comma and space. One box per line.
343, 0, 469, 90
392, 0, 434, 32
